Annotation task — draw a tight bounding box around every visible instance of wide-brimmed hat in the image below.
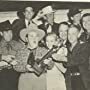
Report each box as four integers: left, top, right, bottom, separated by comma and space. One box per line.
67, 8, 82, 17
0, 20, 12, 32
20, 23, 45, 42
41, 6, 55, 15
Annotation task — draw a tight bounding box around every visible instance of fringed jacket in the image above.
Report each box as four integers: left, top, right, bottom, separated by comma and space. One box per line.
14, 46, 54, 73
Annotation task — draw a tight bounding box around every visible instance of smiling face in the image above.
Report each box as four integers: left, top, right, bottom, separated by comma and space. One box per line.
24, 7, 34, 21
27, 31, 39, 49
46, 34, 57, 49
82, 16, 90, 33
59, 24, 68, 40
68, 27, 79, 44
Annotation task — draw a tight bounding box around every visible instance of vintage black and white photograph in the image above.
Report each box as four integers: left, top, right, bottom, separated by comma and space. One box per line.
0, 1, 90, 90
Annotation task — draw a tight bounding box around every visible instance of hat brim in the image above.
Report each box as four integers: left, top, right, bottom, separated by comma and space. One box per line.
20, 27, 45, 42
68, 10, 82, 17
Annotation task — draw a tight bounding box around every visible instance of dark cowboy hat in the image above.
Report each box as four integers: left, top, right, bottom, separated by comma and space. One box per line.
0, 20, 12, 32
67, 8, 82, 17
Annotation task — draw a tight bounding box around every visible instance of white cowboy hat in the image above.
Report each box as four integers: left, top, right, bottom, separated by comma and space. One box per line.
41, 6, 55, 15
20, 23, 45, 42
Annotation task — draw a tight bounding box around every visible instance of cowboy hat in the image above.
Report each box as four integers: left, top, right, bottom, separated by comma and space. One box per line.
41, 6, 55, 15
67, 8, 82, 17
20, 24, 45, 42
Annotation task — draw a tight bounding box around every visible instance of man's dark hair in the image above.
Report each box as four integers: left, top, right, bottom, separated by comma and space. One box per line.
59, 21, 70, 27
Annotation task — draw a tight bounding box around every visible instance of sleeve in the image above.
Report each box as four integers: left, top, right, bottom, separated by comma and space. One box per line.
13, 50, 28, 72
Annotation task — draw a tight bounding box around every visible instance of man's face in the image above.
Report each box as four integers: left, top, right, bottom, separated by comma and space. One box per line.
46, 13, 54, 24
24, 7, 34, 21
27, 32, 39, 49
3, 30, 13, 42
59, 24, 68, 40
46, 35, 56, 49
82, 16, 90, 33
73, 13, 81, 23
68, 27, 79, 44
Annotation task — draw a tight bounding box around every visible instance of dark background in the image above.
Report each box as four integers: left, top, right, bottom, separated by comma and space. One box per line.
0, 1, 90, 12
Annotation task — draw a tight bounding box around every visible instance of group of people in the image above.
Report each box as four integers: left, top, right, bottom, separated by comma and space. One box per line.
0, 5, 90, 90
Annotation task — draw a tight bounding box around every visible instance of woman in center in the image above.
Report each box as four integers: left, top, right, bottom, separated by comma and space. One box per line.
13, 24, 54, 90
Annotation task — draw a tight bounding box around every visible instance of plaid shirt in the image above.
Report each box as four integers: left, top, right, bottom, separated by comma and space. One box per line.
0, 39, 23, 56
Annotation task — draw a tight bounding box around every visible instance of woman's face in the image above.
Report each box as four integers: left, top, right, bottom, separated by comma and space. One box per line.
68, 27, 79, 44
27, 32, 39, 49
59, 24, 68, 40
46, 35, 56, 49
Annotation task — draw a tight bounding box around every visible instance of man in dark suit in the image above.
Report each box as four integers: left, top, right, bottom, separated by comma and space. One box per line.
12, 6, 35, 41
66, 25, 90, 90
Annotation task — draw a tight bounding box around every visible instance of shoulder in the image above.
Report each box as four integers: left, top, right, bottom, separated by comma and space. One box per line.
78, 42, 90, 54
12, 19, 25, 27
16, 47, 30, 58
10, 40, 24, 51
12, 19, 24, 23
37, 47, 48, 53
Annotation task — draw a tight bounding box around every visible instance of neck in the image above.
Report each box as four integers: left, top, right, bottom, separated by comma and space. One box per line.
70, 41, 78, 51
73, 21, 80, 25
27, 44, 37, 50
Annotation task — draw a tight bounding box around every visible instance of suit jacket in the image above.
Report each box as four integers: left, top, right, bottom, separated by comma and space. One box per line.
12, 19, 26, 41
67, 42, 90, 90
38, 21, 59, 35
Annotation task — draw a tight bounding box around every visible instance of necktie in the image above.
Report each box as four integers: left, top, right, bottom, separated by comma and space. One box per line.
27, 51, 35, 66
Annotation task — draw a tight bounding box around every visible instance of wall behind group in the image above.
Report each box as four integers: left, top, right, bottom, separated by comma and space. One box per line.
0, 9, 90, 24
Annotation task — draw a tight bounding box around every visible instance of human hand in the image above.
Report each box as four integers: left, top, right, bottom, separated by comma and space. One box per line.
0, 61, 8, 67
44, 58, 52, 65
26, 64, 34, 72
2, 55, 15, 62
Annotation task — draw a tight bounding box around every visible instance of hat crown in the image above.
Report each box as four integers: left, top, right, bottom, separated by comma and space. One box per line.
68, 8, 82, 17
41, 6, 54, 15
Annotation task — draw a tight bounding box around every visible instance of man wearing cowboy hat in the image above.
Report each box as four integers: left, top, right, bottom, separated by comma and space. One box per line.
13, 25, 54, 90
67, 8, 82, 26
33, 5, 59, 35
0, 20, 23, 90
12, 6, 35, 41
67, 8, 84, 42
